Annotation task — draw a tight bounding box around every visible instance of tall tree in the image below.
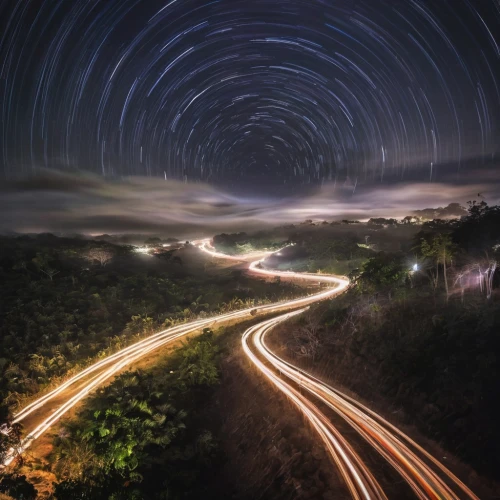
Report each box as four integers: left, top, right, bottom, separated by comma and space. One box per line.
84, 247, 115, 267
420, 233, 454, 300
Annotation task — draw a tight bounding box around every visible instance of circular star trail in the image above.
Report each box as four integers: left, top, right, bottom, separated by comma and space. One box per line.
0, 0, 499, 188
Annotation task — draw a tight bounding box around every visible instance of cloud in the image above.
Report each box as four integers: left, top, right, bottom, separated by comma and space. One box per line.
1, 168, 499, 237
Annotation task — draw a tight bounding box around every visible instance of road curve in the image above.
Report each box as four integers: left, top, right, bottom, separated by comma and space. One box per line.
243, 310, 479, 500
199, 240, 479, 499
242, 310, 387, 500
4, 241, 347, 465
4, 239, 480, 500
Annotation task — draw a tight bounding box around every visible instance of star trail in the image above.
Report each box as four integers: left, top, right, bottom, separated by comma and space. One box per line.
0, 0, 499, 189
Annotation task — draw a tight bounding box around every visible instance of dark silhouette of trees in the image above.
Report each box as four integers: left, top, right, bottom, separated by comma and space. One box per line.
453, 201, 500, 255
350, 253, 407, 295
420, 233, 455, 300
0, 473, 37, 499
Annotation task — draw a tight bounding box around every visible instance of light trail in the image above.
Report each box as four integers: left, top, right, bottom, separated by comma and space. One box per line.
245, 311, 479, 500
4, 237, 479, 500
4, 240, 347, 465
200, 240, 478, 499
242, 312, 387, 500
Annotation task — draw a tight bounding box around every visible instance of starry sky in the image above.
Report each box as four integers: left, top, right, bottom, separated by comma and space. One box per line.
1, 1, 500, 235
1, 0, 499, 190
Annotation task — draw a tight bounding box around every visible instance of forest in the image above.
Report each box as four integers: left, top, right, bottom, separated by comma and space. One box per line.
1, 329, 225, 499
50, 328, 223, 499
1, 201, 499, 498
0, 235, 299, 409
270, 201, 500, 481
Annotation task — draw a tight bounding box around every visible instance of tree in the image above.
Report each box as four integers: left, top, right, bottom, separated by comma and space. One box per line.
77, 383, 183, 476
144, 237, 161, 247
402, 215, 420, 225
180, 329, 219, 386
455, 254, 498, 300
353, 253, 407, 295
420, 233, 455, 299
32, 252, 60, 280
84, 247, 114, 267
367, 218, 398, 227
453, 201, 500, 255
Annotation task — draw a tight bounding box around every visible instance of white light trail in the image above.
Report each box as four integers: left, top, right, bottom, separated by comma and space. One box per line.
247, 313, 479, 500
4, 240, 346, 465
4, 237, 479, 500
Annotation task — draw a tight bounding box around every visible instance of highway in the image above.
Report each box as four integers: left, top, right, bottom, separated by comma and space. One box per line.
242, 311, 478, 500
4, 240, 347, 465
203, 240, 479, 499
4, 239, 479, 500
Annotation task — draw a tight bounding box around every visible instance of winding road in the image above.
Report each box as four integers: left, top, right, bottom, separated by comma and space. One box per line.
4, 240, 479, 499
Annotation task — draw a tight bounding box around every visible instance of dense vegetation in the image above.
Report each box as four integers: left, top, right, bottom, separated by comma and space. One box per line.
214, 217, 420, 275
212, 231, 286, 255
0, 235, 298, 409
49, 329, 222, 499
274, 201, 500, 479
2, 201, 498, 496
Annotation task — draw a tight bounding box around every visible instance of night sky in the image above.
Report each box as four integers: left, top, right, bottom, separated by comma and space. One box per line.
0, 1, 499, 234
1, 0, 499, 186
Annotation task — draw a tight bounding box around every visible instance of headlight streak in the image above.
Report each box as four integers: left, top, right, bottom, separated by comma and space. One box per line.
4, 240, 347, 466
3, 238, 480, 500
254, 317, 479, 500
242, 312, 387, 500
199, 240, 478, 499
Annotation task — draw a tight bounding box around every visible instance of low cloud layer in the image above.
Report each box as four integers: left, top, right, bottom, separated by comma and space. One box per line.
2, 168, 499, 238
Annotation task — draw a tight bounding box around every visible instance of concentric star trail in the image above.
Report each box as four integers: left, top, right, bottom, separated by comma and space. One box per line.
1, 0, 499, 185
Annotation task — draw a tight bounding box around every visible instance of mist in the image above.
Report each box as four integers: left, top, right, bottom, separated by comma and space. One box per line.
2, 168, 499, 238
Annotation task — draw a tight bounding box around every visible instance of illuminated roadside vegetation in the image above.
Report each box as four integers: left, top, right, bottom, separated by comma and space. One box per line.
48, 328, 221, 498
0, 236, 299, 410
213, 216, 420, 275
272, 201, 500, 480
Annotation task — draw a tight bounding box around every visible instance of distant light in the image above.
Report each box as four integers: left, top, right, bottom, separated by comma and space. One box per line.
413, 263, 418, 271
135, 246, 151, 254
162, 243, 170, 247
275, 252, 282, 256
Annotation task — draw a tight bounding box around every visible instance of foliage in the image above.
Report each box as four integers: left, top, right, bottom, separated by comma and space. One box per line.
84, 247, 115, 266
285, 202, 500, 479
412, 202, 467, 220
307, 294, 500, 478
0, 407, 23, 467
0, 235, 296, 406
0, 474, 37, 500
179, 329, 219, 386
212, 232, 285, 255
367, 217, 398, 226
452, 200, 500, 255
420, 233, 455, 297
52, 331, 221, 499
350, 253, 407, 294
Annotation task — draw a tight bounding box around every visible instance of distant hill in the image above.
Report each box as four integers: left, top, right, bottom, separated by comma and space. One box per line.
412, 202, 467, 220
